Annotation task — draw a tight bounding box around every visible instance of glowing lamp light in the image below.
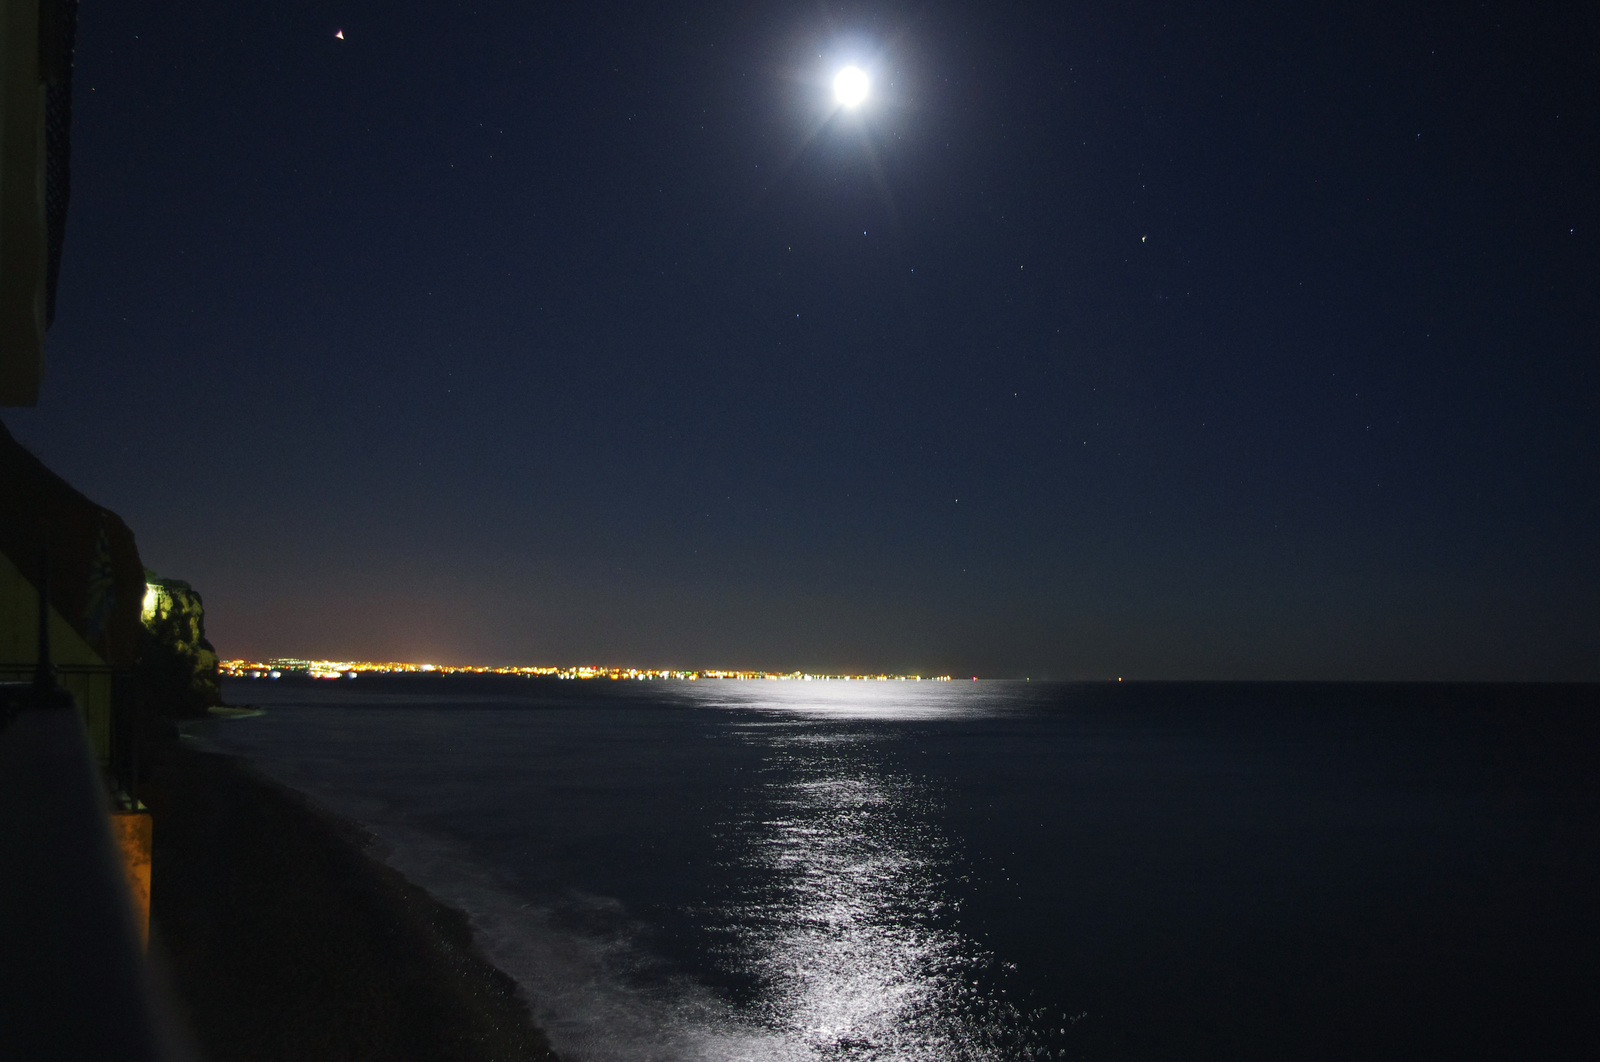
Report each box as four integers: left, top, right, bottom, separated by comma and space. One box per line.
834, 66, 869, 108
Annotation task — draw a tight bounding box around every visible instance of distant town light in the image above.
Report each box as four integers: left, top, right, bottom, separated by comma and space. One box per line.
219, 659, 955, 683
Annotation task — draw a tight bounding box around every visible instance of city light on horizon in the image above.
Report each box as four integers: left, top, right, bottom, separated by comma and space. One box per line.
220, 658, 956, 682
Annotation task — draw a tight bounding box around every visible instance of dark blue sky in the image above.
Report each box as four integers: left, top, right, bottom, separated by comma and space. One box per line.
7, 0, 1596, 678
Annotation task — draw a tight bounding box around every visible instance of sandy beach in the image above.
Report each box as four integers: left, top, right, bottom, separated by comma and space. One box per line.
141, 732, 558, 1062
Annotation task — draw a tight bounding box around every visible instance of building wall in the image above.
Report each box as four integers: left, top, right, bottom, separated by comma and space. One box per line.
0, 418, 146, 670
0, 547, 115, 762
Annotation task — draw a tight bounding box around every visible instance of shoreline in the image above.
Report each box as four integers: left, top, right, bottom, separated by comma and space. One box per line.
142, 733, 559, 1061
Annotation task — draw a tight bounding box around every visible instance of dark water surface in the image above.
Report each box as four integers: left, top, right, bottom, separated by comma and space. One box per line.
207, 679, 1600, 1061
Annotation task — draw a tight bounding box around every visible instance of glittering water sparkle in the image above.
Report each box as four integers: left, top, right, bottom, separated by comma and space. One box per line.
689, 683, 1040, 1060
203, 677, 1598, 1061
723, 730, 970, 1054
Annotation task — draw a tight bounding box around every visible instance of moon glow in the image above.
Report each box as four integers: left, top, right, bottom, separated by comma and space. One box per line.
834, 66, 869, 108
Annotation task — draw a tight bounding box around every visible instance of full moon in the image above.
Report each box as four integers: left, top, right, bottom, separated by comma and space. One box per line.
834, 66, 869, 108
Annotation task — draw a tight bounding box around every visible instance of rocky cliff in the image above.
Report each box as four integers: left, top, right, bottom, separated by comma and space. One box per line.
138, 572, 220, 717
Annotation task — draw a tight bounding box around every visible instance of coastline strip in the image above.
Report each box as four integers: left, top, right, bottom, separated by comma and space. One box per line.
143, 736, 559, 1062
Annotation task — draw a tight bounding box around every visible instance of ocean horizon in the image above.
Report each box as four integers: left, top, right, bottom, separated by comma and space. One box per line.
202, 677, 1599, 1061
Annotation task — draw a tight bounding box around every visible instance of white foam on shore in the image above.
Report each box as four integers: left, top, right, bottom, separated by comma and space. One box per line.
198, 683, 1032, 1061
346, 815, 803, 1061
236, 764, 1016, 1061
204, 741, 830, 1061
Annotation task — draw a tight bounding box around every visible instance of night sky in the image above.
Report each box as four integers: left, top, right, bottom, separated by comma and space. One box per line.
6, 1, 1595, 679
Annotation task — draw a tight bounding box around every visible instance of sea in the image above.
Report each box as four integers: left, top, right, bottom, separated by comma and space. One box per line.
204, 677, 1600, 1062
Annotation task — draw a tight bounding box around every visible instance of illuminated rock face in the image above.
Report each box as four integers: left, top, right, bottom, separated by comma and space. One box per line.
138, 574, 221, 717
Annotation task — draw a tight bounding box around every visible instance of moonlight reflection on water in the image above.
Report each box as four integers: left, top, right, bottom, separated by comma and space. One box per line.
203, 678, 1600, 1060
735, 734, 967, 1052
698, 681, 1044, 1059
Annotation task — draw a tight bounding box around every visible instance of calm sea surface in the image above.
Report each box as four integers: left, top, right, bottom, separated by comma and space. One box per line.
206, 678, 1599, 1061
